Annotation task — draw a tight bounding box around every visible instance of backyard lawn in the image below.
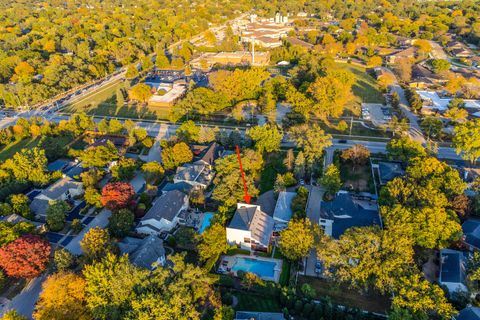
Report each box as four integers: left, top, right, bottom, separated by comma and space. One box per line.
298, 276, 391, 314
335, 62, 385, 105
61, 79, 169, 120
259, 151, 287, 194
234, 291, 282, 312
0, 135, 75, 162
335, 151, 376, 194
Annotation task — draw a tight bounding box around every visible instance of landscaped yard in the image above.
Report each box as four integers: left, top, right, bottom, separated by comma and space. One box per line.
234, 291, 282, 312
335, 62, 385, 105
335, 151, 376, 194
0, 134, 75, 162
297, 276, 391, 314
61, 80, 169, 120
259, 151, 287, 194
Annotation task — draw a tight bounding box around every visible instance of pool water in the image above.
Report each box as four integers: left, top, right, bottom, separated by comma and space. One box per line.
232, 257, 276, 278
198, 212, 214, 234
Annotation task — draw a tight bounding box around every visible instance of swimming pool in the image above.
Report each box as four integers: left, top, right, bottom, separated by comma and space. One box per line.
198, 212, 213, 234
231, 257, 276, 278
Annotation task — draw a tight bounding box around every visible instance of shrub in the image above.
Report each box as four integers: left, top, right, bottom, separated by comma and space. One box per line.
54, 248, 75, 271
71, 219, 83, 233
294, 299, 304, 314
221, 292, 234, 305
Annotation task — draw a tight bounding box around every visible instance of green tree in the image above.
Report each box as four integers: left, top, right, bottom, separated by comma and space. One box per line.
9, 194, 31, 219
155, 52, 170, 69
46, 200, 70, 232
128, 84, 152, 103
80, 226, 113, 261
0, 221, 35, 246
341, 144, 370, 171
289, 124, 332, 165
161, 142, 193, 170
140, 56, 153, 71
213, 149, 263, 207
141, 162, 164, 184
108, 209, 135, 238
125, 65, 139, 79
247, 124, 283, 153
279, 219, 316, 261
54, 248, 75, 271
420, 117, 443, 139
1, 310, 28, 320
453, 119, 480, 164
3, 148, 50, 185
294, 151, 306, 179
111, 158, 137, 181
79, 141, 119, 168
386, 137, 427, 163
176, 120, 200, 143
431, 59, 450, 74
197, 223, 228, 262
84, 187, 102, 208
320, 164, 342, 197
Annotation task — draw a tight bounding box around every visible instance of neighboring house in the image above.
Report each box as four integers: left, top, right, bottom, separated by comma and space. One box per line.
462, 219, 480, 250
29, 177, 83, 218
118, 235, 166, 270
174, 142, 223, 189
272, 191, 296, 231
386, 46, 416, 64
235, 311, 285, 320
226, 203, 274, 252
377, 161, 405, 185
136, 190, 189, 234
438, 249, 468, 295
455, 307, 480, 320
409, 64, 447, 89
1, 214, 44, 230
319, 192, 381, 239
161, 182, 193, 195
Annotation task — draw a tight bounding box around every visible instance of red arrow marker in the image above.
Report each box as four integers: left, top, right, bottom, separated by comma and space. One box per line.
236, 145, 251, 204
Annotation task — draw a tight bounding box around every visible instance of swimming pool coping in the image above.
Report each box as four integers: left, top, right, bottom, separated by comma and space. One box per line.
218, 254, 283, 283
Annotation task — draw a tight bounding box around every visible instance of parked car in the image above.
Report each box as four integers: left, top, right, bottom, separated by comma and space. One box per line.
338, 139, 348, 144
299, 179, 305, 186
315, 261, 323, 274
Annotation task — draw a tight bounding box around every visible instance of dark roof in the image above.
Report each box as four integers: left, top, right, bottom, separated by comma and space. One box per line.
90, 135, 127, 148
47, 159, 69, 172
41, 177, 82, 199
235, 312, 284, 320
286, 36, 313, 49
193, 142, 223, 166
128, 235, 165, 270
320, 193, 381, 239
411, 64, 445, 82
440, 249, 466, 284
228, 204, 274, 246
462, 219, 480, 249
142, 190, 187, 222
378, 161, 405, 184
162, 182, 193, 194
456, 307, 480, 320
29, 198, 49, 216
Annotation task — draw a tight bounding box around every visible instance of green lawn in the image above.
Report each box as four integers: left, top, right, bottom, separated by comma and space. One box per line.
0, 135, 84, 162
335, 62, 385, 105
259, 152, 287, 194
0, 137, 40, 161
61, 80, 169, 120
234, 292, 282, 312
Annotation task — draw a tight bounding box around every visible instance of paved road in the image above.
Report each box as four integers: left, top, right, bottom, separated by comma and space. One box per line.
304, 186, 324, 277
0, 274, 47, 319
390, 84, 426, 144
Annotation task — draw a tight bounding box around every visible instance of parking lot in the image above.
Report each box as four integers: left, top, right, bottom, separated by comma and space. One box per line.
361, 103, 392, 127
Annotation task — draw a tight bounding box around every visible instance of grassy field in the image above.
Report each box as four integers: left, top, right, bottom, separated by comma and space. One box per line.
234, 292, 282, 312
61, 80, 169, 120
298, 276, 391, 314
0, 135, 75, 162
335, 62, 385, 106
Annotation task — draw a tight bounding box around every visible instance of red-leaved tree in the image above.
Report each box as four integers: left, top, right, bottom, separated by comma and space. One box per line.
0, 235, 51, 278
101, 182, 135, 210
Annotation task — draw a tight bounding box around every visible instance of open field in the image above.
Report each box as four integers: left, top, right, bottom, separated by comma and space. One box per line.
335, 62, 385, 105
298, 276, 391, 314
61, 80, 169, 120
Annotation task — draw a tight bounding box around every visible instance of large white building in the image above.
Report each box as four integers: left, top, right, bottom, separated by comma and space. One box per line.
226, 203, 274, 252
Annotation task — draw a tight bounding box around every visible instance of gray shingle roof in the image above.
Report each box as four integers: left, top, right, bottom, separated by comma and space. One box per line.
128, 235, 166, 270
462, 219, 480, 249
29, 198, 50, 216
456, 307, 480, 320
320, 193, 381, 239
378, 161, 405, 184
175, 164, 205, 182
235, 311, 284, 320
440, 249, 466, 284
41, 177, 82, 200
229, 204, 274, 247
273, 191, 296, 222
142, 190, 187, 222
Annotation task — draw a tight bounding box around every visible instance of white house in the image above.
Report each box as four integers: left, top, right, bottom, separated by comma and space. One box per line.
29, 177, 83, 218
226, 203, 274, 252
136, 190, 189, 234
439, 249, 468, 296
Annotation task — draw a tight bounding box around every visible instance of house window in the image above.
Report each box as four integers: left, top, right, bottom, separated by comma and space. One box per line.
243, 238, 251, 243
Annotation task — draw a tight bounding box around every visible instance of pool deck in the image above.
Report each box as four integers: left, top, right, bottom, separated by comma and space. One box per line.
218, 254, 282, 283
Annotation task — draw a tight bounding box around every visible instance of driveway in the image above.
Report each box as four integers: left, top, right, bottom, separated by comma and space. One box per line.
64, 208, 111, 255
304, 186, 324, 277
0, 274, 48, 319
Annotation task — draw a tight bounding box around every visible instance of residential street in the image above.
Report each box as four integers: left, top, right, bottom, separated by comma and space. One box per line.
0, 274, 47, 319
304, 186, 324, 277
